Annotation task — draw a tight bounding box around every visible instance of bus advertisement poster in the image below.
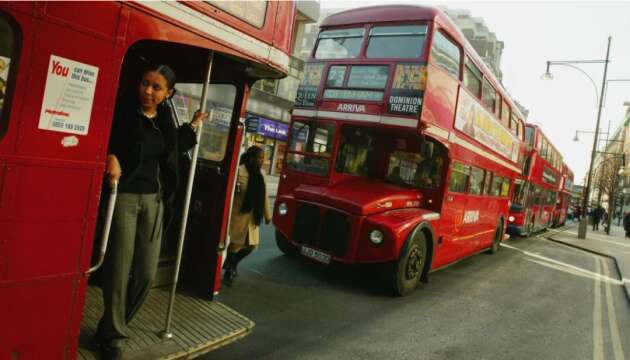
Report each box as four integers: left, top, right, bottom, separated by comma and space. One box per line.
38, 55, 99, 135
455, 89, 519, 162
388, 64, 425, 115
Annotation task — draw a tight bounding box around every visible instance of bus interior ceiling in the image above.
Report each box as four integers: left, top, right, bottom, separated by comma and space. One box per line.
119, 40, 252, 91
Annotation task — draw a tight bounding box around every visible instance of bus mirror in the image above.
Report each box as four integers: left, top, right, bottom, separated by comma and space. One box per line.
421, 142, 434, 159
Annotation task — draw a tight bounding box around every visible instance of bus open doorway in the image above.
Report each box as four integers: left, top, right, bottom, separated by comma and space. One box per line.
80, 40, 254, 360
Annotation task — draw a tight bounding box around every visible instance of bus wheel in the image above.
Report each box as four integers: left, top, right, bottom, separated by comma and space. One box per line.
275, 230, 297, 256
487, 221, 503, 254
391, 232, 427, 297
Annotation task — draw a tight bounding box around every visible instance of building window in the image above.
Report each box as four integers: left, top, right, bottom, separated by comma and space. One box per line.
0, 13, 19, 140
254, 78, 278, 94
463, 56, 482, 97
430, 30, 461, 79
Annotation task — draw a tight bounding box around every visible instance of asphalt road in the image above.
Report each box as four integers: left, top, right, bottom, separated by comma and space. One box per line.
206, 224, 630, 360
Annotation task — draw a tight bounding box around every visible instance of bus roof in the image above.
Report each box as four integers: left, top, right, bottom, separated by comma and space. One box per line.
321, 4, 526, 121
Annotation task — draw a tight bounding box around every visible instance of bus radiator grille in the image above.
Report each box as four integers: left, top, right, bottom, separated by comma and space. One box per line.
293, 203, 320, 246
320, 210, 349, 257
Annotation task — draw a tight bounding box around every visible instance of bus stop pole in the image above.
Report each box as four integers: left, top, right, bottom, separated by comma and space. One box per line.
161, 51, 214, 339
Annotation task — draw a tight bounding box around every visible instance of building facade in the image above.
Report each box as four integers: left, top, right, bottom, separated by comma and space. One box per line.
244, 1, 319, 176
589, 103, 630, 217
441, 8, 504, 82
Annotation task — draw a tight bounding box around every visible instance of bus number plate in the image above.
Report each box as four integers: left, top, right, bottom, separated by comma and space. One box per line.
300, 245, 331, 264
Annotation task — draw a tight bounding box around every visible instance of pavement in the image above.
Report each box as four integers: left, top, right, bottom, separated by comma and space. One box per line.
266, 174, 279, 200
547, 221, 630, 304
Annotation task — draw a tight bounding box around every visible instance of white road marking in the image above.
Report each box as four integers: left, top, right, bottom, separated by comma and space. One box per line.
602, 260, 626, 360
524, 258, 622, 285
593, 257, 604, 360
247, 268, 265, 277
501, 243, 623, 285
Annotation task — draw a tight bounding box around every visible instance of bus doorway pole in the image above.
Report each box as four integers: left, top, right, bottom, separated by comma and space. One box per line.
161, 51, 214, 339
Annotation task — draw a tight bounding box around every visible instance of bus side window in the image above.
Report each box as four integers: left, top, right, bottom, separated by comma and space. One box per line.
483, 171, 493, 194
448, 162, 470, 193
469, 167, 484, 195
489, 175, 503, 196
430, 30, 460, 79
173, 83, 237, 162
0, 13, 19, 140
500, 178, 511, 197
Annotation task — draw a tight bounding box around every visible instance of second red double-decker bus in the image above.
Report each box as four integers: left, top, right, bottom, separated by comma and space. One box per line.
273, 5, 526, 296
508, 124, 564, 236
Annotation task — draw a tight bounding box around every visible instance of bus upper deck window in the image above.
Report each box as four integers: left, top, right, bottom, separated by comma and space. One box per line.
315, 28, 364, 60
366, 25, 427, 59
430, 30, 461, 79
0, 13, 19, 139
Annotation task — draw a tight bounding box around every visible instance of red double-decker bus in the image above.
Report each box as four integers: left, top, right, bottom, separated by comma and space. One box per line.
0, 2, 294, 358
553, 163, 574, 227
273, 5, 526, 296
508, 124, 564, 236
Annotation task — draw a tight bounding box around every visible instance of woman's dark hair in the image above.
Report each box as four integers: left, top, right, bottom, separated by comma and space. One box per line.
240, 146, 266, 226
144, 64, 177, 90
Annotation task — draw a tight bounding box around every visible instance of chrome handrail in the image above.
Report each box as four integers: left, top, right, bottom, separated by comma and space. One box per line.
86, 180, 118, 275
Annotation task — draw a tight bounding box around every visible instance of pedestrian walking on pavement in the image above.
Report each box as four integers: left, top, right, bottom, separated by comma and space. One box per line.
592, 207, 602, 231
624, 212, 630, 238
223, 145, 272, 286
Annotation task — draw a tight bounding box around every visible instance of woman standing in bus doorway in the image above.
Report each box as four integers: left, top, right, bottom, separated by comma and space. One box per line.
223, 145, 272, 286
97, 65, 207, 360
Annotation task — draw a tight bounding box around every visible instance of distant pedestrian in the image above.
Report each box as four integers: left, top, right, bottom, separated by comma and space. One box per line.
624, 212, 630, 238
592, 207, 602, 231
223, 146, 272, 286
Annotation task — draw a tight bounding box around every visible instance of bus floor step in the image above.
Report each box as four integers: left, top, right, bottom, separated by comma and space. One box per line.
78, 285, 254, 360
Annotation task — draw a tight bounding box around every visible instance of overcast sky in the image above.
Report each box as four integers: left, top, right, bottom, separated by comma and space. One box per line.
321, 0, 630, 185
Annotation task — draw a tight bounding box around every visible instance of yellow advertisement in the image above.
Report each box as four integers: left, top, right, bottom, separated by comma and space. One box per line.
454, 90, 519, 162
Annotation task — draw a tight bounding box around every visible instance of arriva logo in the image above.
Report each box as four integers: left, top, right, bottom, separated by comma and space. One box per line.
336, 103, 366, 113
462, 210, 480, 224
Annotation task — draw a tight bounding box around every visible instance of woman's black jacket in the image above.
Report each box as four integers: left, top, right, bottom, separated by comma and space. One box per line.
106, 96, 197, 229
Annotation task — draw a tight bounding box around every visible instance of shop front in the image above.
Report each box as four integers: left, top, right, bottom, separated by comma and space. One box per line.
245, 113, 289, 176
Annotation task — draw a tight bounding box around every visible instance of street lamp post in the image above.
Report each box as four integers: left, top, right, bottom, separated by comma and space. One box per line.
543, 36, 612, 239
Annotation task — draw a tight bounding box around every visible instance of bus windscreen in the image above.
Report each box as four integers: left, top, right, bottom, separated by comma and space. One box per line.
315, 28, 364, 59
367, 25, 427, 58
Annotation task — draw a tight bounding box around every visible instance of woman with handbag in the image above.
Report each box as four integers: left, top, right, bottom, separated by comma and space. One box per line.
223, 145, 272, 286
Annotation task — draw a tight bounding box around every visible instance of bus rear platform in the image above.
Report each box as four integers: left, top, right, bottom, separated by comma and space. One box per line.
78, 286, 253, 360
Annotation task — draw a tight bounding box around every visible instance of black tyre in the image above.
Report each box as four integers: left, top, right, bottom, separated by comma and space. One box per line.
487, 221, 503, 254
275, 230, 297, 256
390, 232, 427, 297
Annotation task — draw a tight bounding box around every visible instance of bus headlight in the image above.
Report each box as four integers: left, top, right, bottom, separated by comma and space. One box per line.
508, 215, 515, 222
278, 202, 288, 216
369, 229, 384, 245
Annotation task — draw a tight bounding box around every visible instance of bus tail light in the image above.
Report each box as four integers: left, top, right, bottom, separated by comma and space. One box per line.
508, 215, 515, 222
